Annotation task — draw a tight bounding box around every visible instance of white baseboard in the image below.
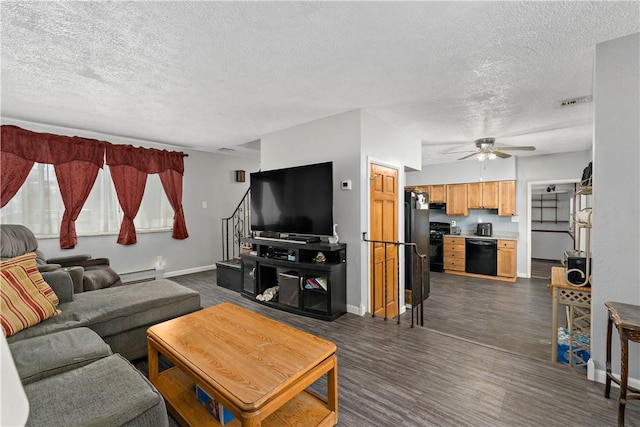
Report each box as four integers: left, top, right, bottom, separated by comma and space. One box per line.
593, 368, 640, 390
165, 264, 216, 278
347, 304, 365, 316
347, 304, 410, 317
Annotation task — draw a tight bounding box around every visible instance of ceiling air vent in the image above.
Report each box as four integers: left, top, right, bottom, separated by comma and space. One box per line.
557, 95, 592, 108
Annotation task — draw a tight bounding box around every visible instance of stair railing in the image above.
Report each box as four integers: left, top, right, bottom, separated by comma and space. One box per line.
362, 232, 428, 327
221, 188, 251, 261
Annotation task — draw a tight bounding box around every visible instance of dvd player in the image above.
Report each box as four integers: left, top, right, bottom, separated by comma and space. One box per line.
286, 236, 320, 243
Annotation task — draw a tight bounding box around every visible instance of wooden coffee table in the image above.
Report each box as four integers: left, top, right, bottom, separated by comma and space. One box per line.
147, 303, 338, 426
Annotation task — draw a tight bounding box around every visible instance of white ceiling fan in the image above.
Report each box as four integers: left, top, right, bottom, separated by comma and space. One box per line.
453, 137, 536, 161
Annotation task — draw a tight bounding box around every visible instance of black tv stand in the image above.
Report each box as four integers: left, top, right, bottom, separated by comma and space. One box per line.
240, 237, 346, 321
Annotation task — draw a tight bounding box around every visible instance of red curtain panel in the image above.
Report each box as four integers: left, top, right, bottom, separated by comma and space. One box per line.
159, 169, 189, 239
52, 136, 105, 249
0, 151, 34, 208
55, 161, 101, 249
109, 164, 148, 245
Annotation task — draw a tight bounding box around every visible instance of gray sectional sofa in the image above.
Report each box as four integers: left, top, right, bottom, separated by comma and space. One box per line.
7, 268, 202, 426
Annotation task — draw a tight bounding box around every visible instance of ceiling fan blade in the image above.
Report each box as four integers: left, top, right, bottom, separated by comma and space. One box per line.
458, 152, 479, 160
494, 146, 536, 151
493, 150, 511, 159
446, 150, 477, 154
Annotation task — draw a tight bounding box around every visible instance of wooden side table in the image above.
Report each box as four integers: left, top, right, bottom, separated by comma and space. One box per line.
549, 267, 592, 366
604, 301, 640, 427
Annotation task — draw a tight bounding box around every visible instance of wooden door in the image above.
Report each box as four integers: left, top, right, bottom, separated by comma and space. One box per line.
370, 164, 398, 318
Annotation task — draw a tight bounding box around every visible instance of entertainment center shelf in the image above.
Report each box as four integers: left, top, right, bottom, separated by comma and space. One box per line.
240, 237, 347, 321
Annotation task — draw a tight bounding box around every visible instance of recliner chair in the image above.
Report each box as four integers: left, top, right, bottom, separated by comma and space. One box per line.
0, 224, 122, 292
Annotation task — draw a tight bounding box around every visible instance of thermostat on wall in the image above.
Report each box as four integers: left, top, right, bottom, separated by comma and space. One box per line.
341, 180, 352, 190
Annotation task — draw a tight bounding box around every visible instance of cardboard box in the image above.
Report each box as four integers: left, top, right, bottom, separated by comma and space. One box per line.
195, 384, 234, 424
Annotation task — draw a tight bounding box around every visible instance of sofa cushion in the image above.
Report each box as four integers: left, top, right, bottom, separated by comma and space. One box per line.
0, 224, 39, 259
0, 252, 59, 306
6, 279, 200, 344
0, 264, 60, 337
83, 264, 122, 291
9, 327, 112, 385
24, 354, 168, 427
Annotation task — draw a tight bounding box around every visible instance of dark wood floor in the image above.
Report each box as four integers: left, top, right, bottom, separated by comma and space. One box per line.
531, 258, 563, 279
142, 270, 638, 426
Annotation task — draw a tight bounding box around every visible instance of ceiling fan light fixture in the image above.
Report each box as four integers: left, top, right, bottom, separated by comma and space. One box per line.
478, 152, 487, 161
488, 152, 496, 160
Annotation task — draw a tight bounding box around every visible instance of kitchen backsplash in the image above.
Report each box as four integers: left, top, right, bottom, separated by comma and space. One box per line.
429, 209, 519, 234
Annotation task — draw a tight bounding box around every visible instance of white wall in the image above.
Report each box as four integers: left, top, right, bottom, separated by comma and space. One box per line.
516, 151, 592, 276
592, 33, 640, 384
406, 157, 516, 185
360, 110, 422, 313
2, 118, 260, 276
260, 109, 422, 315
261, 110, 363, 312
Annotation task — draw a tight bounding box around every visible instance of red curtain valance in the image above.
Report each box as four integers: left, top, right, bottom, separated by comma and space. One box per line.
1, 125, 105, 167
105, 143, 184, 175
1, 124, 188, 246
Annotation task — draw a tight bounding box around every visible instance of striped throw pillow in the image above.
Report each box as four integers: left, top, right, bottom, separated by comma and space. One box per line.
0, 252, 59, 307
1, 264, 60, 337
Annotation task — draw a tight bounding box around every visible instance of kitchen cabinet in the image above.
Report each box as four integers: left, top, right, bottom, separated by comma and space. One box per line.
498, 180, 516, 216
446, 184, 468, 216
497, 239, 517, 278
429, 185, 446, 203
410, 180, 514, 216
467, 181, 499, 209
405, 185, 446, 203
444, 236, 465, 272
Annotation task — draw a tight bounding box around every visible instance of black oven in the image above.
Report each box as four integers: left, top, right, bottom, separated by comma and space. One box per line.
429, 222, 450, 272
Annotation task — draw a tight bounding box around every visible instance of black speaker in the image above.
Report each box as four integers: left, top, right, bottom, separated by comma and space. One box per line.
563, 250, 591, 285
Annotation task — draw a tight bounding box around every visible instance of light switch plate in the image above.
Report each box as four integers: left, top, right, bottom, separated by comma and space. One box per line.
511, 215, 519, 222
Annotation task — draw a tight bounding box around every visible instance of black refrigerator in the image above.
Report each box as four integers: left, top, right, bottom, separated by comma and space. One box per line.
404, 191, 430, 303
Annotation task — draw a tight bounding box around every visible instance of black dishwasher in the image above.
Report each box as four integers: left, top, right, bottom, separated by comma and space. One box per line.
465, 239, 497, 276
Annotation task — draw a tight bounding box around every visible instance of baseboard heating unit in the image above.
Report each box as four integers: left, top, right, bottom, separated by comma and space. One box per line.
120, 268, 158, 285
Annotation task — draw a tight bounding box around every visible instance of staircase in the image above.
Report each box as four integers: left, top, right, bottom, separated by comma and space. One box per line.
216, 188, 251, 291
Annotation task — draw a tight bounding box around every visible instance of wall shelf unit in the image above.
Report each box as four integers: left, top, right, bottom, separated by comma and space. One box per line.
531, 193, 570, 223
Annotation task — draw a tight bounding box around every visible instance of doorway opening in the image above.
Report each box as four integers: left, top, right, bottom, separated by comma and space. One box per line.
527, 179, 579, 279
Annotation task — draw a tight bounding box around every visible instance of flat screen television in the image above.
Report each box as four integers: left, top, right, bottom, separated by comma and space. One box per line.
250, 162, 334, 236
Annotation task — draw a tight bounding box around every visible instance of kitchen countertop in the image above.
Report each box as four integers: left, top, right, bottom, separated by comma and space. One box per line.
443, 233, 518, 241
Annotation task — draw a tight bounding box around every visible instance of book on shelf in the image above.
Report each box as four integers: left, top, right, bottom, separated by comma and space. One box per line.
305, 277, 327, 291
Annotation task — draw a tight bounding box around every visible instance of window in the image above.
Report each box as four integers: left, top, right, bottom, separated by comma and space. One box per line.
1, 163, 173, 237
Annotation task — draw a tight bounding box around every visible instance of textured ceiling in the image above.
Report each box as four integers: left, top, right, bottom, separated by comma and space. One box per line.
1, 2, 639, 164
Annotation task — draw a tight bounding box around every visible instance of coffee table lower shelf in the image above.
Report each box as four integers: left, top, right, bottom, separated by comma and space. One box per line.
154, 367, 337, 427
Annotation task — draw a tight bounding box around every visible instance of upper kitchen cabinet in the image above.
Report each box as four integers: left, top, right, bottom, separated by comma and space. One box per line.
446, 184, 469, 216
498, 180, 516, 216
429, 185, 446, 203
405, 184, 446, 203
467, 181, 499, 209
